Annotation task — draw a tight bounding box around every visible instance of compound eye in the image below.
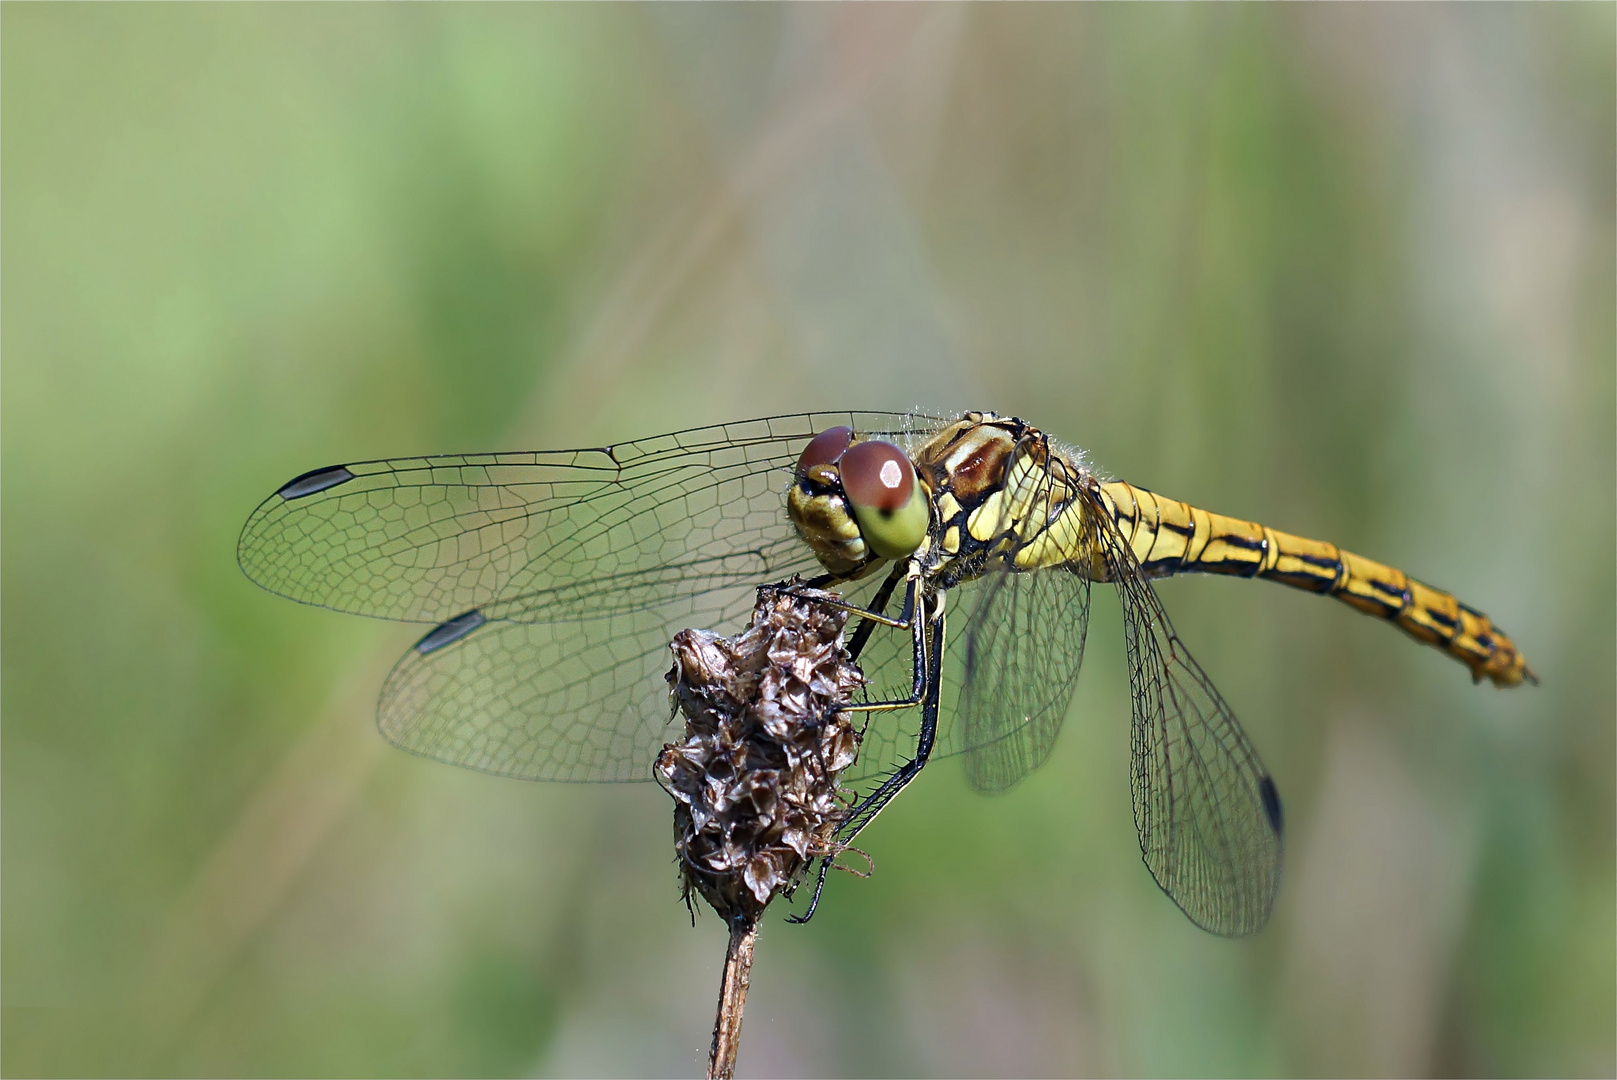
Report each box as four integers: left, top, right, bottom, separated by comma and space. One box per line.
840, 440, 913, 510
796, 425, 854, 479
840, 439, 928, 559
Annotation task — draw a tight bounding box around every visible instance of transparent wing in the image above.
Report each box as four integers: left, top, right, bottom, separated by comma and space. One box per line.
238, 411, 948, 782
239, 412, 937, 625
839, 568, 1088, 790
375, 583, 763, 782
1088, 484, 1284, 936
953, 562, 1092, 794
952, 436, 1093, 794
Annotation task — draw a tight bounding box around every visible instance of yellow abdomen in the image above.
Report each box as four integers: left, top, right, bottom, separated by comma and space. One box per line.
1093, 481, 1535, 688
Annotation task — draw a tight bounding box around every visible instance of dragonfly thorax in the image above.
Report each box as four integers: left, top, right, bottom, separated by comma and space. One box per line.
909, 414, 1031, 580
910, 414, 1022, 503
907, 412, 1105, 591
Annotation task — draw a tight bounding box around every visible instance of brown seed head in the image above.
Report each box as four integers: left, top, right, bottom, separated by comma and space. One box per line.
657, 586, 866, 925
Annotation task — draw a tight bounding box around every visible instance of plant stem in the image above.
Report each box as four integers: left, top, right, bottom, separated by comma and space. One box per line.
707, 918, 759, 1079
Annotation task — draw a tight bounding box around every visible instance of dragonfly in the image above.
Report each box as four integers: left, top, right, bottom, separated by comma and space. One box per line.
238, 411, 1534, 935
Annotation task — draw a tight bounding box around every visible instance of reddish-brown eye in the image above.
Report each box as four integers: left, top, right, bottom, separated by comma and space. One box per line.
839, 439, 914, 512
796, 425, 853, 478
840, 439, 927, 559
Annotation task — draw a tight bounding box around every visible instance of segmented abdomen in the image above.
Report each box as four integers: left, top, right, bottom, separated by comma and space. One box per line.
1095, 481, 1535, 688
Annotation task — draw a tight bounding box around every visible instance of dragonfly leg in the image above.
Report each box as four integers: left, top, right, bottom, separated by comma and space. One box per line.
834, 578, 927, 715
787, 852, 836, 924
768, 571, 915, 632
788, 605, 947, 925
845, 562, 906, 662
835, 606, 945, 833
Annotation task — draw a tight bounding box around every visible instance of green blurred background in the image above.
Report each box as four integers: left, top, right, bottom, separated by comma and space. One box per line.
4, 5, 1612, 1077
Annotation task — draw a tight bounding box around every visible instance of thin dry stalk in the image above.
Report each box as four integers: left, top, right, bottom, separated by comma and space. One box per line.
658, 585, 866, 1078
708, 919, 759, 1080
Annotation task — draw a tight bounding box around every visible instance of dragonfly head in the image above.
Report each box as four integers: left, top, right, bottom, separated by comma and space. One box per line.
788, 425, 930, 576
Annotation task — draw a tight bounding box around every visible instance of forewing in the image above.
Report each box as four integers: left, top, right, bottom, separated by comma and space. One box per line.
1089, 486, 1283, 936
238, 412, 936, 625
238, 411, 947, 782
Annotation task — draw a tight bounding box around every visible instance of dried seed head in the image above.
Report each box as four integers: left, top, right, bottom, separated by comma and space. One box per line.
657, 586, 866, 925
